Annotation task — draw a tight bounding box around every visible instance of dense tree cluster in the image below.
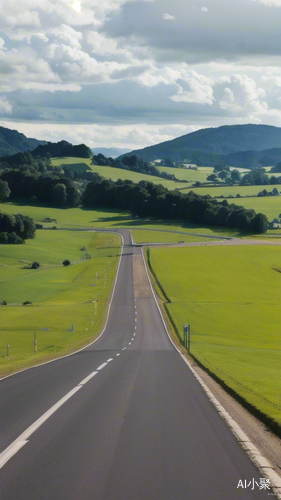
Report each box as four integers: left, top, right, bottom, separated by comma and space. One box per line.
209, 166, 281, 186
257, 188, 279, 197
30, 141, 92, 159
240, 168, 281, 186
0, 151, 52, 172
0, 212, 36, 244
82, 178, 269, 233
0, 170, 81, 207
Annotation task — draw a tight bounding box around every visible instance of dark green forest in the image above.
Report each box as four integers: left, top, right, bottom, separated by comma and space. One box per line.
0, 126, 45, 157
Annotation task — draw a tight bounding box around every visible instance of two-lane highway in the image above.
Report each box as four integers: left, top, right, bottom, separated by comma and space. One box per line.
0, 230, 271, 499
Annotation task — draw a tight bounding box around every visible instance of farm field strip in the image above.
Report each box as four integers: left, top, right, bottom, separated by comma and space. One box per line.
0, 230, 121, 377
132, 230, 222, 244
0, 202, 247, 237
148, 245, 281, 428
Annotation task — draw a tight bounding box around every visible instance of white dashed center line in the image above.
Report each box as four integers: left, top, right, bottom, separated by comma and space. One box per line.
96, 362, 108, 371
79, 371, 98, 385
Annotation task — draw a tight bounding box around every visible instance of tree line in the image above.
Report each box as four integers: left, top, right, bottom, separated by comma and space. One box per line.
0, 169, 81, 207
82, 178, 269, 233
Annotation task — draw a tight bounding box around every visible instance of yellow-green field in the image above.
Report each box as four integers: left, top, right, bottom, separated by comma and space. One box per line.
149, 245, 281, 430
0, 201, 245, 237
0, 230, 121, 377
132, 230, 221, 244
51, 157, 191, 190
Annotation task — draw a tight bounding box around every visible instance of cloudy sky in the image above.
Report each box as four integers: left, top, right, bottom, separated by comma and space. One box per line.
1, 0, 281, 149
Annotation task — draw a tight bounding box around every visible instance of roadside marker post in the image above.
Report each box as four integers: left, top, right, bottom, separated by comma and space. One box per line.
34, 332, 37, 352
7, 343, 9, 357
184, 324, 190, 352
184, 325, 187, 350
187, 324, 191, 353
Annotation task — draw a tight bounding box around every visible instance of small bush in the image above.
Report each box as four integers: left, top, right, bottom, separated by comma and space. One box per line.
0, 232, 8, 243
63, 259, 71, 266
31, 262, 40, 269
1, 300, 7, 305
23, 301, 32, 305
8, 232, 25, 244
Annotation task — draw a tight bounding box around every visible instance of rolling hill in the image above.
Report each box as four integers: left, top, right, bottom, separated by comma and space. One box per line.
0, 126, 45, 157
119, 124, 281, 164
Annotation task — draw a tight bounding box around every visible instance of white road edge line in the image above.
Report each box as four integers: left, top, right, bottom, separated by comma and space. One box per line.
0, 231, 125, 382
0, 386, 81, 470
116, 353, 120, 356
140, 247, 281, 498
106, 358, 113, 363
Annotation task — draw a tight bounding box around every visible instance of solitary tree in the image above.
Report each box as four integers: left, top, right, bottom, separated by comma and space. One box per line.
51, 183, 67, 206
207, 174, 218, 182
230, 170, 241, 182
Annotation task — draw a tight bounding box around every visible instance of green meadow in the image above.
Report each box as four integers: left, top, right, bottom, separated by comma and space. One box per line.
132, 230, 220, 244
149, 245, 281, 429
51, 156, 190, 190
0, 201, 245, 237
0, 230, 121, 376
50, 157, 281, 223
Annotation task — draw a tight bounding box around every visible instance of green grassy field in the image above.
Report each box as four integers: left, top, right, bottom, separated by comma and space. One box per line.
52, 157, 191, 190
0, 201, 247, 237
50, 157, 281, 223
184, 185, 276, 197
149, 245, 281, 429
231, 196, 281, 221
132, 230, 220, 244
0, 230, 121, 376
157, 166, 212, 185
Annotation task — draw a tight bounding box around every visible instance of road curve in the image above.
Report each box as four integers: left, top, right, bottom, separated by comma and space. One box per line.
0, 230, 271, 499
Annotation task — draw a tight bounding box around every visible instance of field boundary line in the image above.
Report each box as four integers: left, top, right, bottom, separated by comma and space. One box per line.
0, 231, 124, 381
140, 246, 281, 498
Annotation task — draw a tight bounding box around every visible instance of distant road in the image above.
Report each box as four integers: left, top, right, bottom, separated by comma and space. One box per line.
0, 230, 271, 499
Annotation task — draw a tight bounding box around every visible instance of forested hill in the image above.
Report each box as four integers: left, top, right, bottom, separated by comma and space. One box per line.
119, 124, 281, 163
0, 126, 45, 157
0, 140, 92, 167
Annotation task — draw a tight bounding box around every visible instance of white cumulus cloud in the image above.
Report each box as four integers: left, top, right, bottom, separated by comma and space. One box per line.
163, 13, 176, 21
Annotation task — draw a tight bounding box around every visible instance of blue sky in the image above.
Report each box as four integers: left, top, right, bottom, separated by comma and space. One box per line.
0, 0, 281, 148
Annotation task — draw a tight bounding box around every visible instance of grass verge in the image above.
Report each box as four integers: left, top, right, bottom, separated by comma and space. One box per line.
0, 230, 121, 377
147, 245, 281, 436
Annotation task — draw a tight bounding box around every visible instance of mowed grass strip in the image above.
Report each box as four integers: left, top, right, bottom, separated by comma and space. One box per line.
0, 202, 245, 237
149, 245, 281, 428
0, 230, 121, 377
132, 230, 220, 244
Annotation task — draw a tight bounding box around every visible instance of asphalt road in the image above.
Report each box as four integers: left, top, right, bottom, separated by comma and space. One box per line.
0, 230, 271, 499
